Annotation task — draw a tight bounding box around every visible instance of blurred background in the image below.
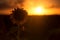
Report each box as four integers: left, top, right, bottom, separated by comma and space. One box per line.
0, 0, 60, 40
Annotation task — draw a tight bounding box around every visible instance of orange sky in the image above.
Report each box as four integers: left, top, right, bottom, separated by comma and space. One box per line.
23, 0, 60, 15
0, 0, 60, 15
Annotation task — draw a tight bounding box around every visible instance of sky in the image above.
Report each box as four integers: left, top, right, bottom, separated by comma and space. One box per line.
0, 0, 24, 14
0, 0, 60, 15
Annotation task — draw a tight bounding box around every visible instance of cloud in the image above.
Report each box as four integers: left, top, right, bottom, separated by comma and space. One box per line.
0, 2, 14, 10
0, 0, 60, 10
50, 0, 60, 8
0, 0, 24, 10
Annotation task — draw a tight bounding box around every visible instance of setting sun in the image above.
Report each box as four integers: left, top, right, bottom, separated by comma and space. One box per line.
32, 7, 45, 15
26, 6, 46, 15
34, 7, 43, 13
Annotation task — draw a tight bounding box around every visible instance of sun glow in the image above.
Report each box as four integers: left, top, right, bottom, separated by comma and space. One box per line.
33, 7, 45, 14
27, 6, 46, 15
34, 7, 43, 13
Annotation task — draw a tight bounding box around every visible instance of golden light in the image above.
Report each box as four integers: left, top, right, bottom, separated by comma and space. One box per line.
27, 6, 46, 15
35, 7, 42, 13
23, 0, 60, 15
33, 7, 44, 14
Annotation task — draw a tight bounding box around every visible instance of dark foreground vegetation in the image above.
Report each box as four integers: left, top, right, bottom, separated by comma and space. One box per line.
0, 15, 60, 40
